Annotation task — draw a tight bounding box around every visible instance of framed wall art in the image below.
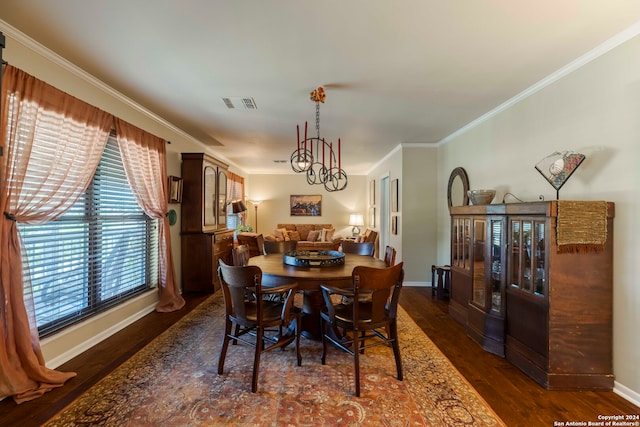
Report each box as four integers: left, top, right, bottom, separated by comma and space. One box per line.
290, 194, 322, 216
391, 215, 398, 235
391, 178, 399, 212
369, 180, 376, 206
168, 176, 183, 204
369, 206, 376, 228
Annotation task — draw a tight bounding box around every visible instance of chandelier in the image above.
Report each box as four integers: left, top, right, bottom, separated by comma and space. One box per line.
291, 86, 347, 192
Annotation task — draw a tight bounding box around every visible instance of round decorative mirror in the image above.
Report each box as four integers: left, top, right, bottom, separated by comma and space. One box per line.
447, 167, 469, 210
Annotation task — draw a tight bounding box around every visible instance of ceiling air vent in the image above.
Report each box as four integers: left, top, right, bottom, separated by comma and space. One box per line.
222, 97, 257, 110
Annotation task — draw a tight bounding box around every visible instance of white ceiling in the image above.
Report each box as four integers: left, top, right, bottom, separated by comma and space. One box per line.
2, 1, 640, 174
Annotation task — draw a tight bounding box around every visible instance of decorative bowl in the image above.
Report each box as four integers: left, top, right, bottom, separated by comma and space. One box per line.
283, 250, 345, 267
467, 189, 496, 205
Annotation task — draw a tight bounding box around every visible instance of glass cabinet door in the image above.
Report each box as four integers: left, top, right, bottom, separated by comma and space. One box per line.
533, 222, 546, 296
463, 218, 471, 270
452, 218, 462, 267
509, 220, 520, 288
509, 217, 546, 297
217, 171, 227, 226
203, 165, 217, 227
451, 217, 472, 272
472, 219, 486, 307
489, 217, 504, 313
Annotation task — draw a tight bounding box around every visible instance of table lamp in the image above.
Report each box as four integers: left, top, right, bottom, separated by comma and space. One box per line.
348, 213, 364, 236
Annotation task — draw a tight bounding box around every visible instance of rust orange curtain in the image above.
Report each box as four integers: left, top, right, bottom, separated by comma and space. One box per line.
0, 65, 112, 403
115, 118, 185, 312
227, 171, 244, 201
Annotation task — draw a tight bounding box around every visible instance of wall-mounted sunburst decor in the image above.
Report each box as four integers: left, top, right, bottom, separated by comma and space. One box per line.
535, 151, 585, 199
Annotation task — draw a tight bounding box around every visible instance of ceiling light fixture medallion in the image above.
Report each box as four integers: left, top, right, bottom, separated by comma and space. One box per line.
291, 86, 347, 192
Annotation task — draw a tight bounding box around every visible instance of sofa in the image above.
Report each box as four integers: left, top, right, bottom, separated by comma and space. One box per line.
264, 224, 342, 251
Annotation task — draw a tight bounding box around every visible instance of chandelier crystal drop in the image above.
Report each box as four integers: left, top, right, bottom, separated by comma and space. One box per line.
291, 86, 347, 192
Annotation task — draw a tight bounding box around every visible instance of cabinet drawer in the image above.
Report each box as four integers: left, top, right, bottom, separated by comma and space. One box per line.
213, 233, 234, 254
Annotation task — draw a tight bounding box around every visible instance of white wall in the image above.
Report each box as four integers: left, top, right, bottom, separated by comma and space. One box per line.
437, 33, 640, 403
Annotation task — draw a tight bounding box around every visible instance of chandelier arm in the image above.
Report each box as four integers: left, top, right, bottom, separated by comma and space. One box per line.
292, 86, 347, 190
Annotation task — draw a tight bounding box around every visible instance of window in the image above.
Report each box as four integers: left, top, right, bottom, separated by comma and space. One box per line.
19, 135, 159, 336
226, 172, 245, 230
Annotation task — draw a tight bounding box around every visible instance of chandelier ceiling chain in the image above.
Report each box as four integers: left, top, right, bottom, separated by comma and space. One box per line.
290, 86, 347, 192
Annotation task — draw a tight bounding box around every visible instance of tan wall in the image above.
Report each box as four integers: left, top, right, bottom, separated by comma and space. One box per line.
402, 146, 438, 283
245, 173, 367, 239
366, 146, 438, 284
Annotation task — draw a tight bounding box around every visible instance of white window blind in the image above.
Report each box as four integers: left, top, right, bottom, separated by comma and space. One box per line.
226, 173, 245, 230
19, 136, 159, 336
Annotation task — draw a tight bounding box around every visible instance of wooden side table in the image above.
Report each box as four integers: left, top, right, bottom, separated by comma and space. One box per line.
431, 265, 450, 300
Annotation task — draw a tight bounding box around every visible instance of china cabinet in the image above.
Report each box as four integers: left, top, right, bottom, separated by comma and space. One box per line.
180, 153, 233, 292
450, 201, 614, 390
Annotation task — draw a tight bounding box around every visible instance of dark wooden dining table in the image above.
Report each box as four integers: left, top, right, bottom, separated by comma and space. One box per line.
248, 253, 386, 339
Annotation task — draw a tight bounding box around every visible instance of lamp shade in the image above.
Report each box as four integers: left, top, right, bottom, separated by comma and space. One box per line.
231, 200, 247, 213
348, 214, 364, 226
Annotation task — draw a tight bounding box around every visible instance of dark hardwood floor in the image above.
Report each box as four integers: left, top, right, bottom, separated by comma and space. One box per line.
1, 287, 638, 426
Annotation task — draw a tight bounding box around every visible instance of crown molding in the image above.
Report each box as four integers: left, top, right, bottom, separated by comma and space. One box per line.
0, 19, 240, 170
438, 20, 640, 145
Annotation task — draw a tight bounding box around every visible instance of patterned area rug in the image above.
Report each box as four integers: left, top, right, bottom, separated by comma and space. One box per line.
45, 293, 505, 426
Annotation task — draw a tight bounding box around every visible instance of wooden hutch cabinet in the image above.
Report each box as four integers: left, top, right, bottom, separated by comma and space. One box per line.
180, 153, 234, 293
450, 201, 615, 390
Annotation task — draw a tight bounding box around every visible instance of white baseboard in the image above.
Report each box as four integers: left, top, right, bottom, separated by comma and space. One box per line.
614, 381, 640, 408
42, 293, 158, 369
404, 282, 431, 287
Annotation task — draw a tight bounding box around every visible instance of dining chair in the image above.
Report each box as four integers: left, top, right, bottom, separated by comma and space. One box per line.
217, 260, 302, 393
232, 244, 251, 266
263, 240, 297, 255
236, 233, 265, 258
384, 245, 397, 266
341, 240, 375, 256
319, 262, 404, 397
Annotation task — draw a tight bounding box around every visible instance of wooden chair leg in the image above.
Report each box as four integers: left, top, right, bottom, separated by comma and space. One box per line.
295, 314, 302, 366
218, 321, 232, 375
353, 329, 361, 397
320, 318, 328, 365
232, 323, 240, 345
390, 322, 403, 381
251, 327, 264, 393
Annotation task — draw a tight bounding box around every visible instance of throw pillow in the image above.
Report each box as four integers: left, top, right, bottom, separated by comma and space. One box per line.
288, 230, 301, 241
307, 230, 320, 242
320, 228, 335, 242
274, 228, 289, 241
326, 228, 335, 241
